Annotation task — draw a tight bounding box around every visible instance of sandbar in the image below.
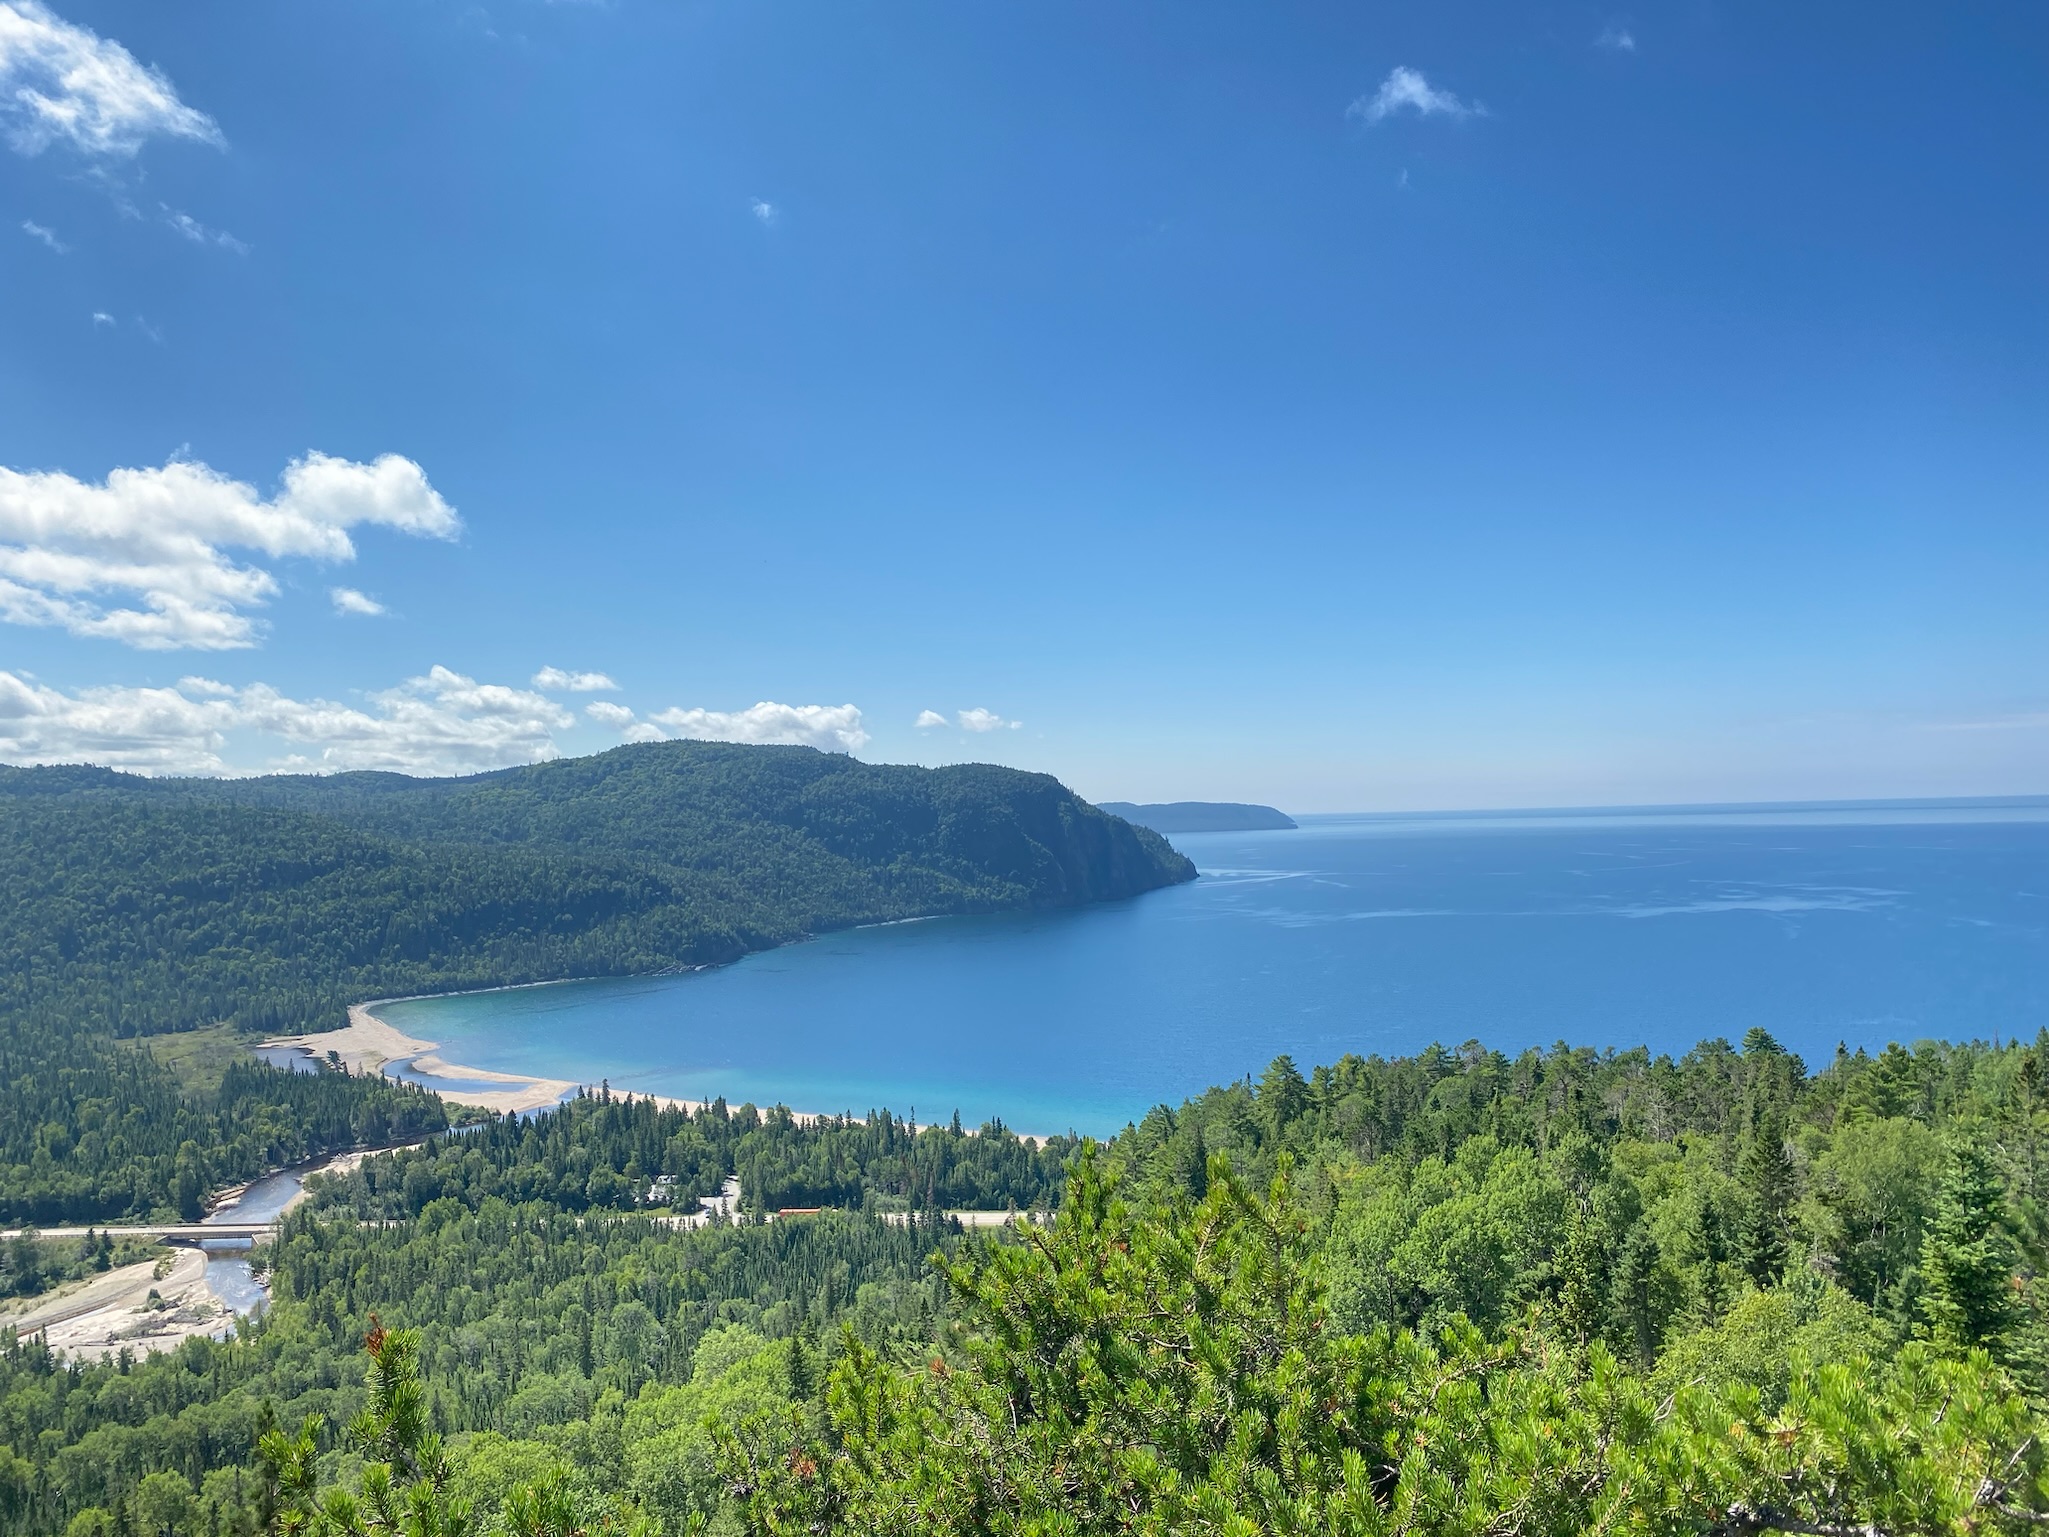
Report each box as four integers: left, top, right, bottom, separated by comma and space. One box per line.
261, 1003, 578, 1115
265, 999, 1055, 1141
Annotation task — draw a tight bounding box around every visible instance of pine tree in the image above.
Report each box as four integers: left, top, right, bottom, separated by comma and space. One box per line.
1257, 1055, 1308, 1144
1920, 1128, 2020, 1356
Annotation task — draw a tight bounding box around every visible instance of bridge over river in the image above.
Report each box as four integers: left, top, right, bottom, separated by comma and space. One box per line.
2, 1222, 277, 1244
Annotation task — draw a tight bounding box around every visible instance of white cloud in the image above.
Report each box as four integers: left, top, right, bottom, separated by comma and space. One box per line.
1596, 26, 1636, 52
329, 586, 385, 617
0, 450, 460, 650
0, 668, 236, 771
162, 205, 246, 253
533, 666, 618, 692
750, 198, 777, 226
957, 707, 1021, 733
1347, 67, 1480, 125
0, 0, 222, 158
644, 701, 867, 753
20, 217, 64, 251
0, 664, 574, 776
584, 700, 635, 727
913, 709, 948, 730
90, 310, 112, 326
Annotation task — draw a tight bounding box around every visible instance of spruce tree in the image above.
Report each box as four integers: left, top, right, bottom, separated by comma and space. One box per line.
1695, 1196, 1730, 1324
1555, 1202, 1608, 1346
1737, 1097, 1794, 1286
1609, 1220, 1664, 1368
1920, 1128, 2020, 1356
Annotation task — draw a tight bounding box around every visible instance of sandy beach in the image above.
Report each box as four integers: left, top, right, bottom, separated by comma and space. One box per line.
261, 1003, 579, 1115
264, 999, 1050, 1140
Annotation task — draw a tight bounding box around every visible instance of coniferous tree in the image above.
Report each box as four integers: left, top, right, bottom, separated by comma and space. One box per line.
1610, 1220, 1664, 1368
1738, 1095, 1794, 1286
1920, 1127, 2022, 1356
1257, 1055, 1308, 1144
1695, 1196, 1730, 1324
1556, 1202, 1608, 1345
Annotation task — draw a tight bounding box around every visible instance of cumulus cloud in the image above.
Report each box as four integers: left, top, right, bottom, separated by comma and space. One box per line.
1347, 67, 1480, 125
90, 309, 111, 326
957, 707, 1021, 732
750, 198, 777, 226
0, 664, 573, 776
584, 700, 635, 727
0, 1, 223, 158
643, 701, 867, 753
329, 586, 385, 617
533, 666, 618, 692
20, 217, 64, 251
0, 668, 235, 772
1596, 25, 1636, 52
0, 450, 460, 650
913, 709, 948, 730
162, 205, 246, 253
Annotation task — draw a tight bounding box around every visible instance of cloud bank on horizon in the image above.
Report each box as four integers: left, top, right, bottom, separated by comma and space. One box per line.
0, 666, 876, 776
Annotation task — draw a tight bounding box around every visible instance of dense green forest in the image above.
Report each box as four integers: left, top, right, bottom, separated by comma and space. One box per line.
4, 1031, 2042, 1534
0, 744, 1193, 1041
313, 1091, 1073, 1219
0, 1023, 445, 1224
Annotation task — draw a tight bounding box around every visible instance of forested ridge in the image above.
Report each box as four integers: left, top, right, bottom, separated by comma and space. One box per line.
3, 1030, 2043, 1535
0, 743, 1194, 1040
0, 743, 1188, 1223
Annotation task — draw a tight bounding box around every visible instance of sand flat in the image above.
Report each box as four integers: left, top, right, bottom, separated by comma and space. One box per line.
261, 1003, 577, 1114
1, 1250, 233, 1362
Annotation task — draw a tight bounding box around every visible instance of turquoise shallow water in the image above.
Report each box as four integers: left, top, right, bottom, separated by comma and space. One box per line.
377, 801, 2049, 1136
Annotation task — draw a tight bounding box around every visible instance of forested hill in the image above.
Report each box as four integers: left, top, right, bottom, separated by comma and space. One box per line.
0, 743, 1194, 1038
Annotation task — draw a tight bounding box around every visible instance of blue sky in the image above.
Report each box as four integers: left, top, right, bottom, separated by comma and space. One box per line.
0, 1, 2042, 809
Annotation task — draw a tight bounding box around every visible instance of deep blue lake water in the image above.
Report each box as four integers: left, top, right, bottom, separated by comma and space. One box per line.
378, 802, 2049, 1136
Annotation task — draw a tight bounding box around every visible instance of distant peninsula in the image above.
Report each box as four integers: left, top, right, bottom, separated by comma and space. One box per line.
1098, 801, 1298, 834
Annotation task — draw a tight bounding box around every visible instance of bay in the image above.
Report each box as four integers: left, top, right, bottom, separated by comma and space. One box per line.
377, 800, 2049, 1136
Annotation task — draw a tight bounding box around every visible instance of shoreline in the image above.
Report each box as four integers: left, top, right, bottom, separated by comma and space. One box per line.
261, 1003, 582, 1115
262, 989, 1060, 1141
